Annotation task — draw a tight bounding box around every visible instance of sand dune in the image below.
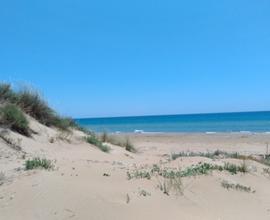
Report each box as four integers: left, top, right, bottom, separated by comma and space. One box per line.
1, 119, 270, 219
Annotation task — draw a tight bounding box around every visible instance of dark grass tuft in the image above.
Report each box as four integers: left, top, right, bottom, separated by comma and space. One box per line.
0, 104, 30, 136
25, 158, 54, 170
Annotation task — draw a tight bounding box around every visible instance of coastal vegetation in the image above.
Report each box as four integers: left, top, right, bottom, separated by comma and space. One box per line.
25, 158, 54, 170
221, 180, 254, 193
0, 83, 136, 153
172, 150, 270, 167
0, 104, 30, 136
0, 83, 77, 134
100, 132, 136, 153
127, 161, 248, 195
85, 135, 110, 152
127, 162, 248, 181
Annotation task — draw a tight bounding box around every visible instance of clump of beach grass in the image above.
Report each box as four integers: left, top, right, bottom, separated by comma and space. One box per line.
221, 180, 254, 193
123, 138, 136, 153
99, 132, 136, 153
85, 135, 110, 152
0, 104, 30, 136
25, 158, 54, 170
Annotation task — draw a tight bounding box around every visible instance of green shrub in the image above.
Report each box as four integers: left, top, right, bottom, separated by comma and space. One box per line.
0, 104, 30, 136
85, 135, 110, 152
25, 158, 54, 170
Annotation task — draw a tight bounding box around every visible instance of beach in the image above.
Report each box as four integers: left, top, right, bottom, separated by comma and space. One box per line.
1, 120, 270, 220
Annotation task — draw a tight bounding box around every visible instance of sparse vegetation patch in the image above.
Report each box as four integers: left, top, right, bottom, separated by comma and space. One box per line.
172, 150, 270, 168
25, 158, 54, 170
99, 132, 136, 153
221, 180, 254, 193
85, 135, 110, 152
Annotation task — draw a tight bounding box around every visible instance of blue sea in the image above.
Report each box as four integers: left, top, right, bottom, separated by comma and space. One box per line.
75, 111, 270, 133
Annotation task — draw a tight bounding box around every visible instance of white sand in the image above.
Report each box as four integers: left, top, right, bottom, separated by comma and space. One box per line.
1, 120, 270, 220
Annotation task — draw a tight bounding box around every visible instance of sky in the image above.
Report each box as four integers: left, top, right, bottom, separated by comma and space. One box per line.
0, 0, 270, 118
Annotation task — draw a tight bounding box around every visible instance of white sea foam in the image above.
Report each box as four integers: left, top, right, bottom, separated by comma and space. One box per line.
134, 130, 144, 134
240, 131, 252, 134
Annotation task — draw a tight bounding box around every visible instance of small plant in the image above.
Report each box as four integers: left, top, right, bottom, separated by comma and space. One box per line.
139, 189, 151, 197
221, 180, 254, 193
25, 158, 54, 170
124, 138, 136, 153
127, 170, 151, 180
85, 135, 110, 152
157, 172, 183, 196
0, 104, 30, 136
224, 161, 248, 175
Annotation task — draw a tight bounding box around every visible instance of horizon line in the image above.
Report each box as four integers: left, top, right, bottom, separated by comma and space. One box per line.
75, 110, 270, 120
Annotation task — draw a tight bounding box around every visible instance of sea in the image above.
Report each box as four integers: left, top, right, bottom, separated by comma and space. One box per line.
75, 111, 270, 133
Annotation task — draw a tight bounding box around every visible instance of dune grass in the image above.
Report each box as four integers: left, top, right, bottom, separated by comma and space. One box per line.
0, 83, 79, 134
85, 135, 110, 152
100, 132, 136, 153
25, 158, 54, 170
0, 104, 30, 136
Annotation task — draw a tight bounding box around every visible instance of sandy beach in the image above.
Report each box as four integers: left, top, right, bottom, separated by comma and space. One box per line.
1, 118, 270, 220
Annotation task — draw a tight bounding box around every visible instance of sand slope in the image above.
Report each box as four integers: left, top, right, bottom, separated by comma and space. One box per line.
1, 122, 270, 220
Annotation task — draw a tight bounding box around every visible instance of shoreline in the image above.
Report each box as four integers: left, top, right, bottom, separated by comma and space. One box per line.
96, 131, 270, 135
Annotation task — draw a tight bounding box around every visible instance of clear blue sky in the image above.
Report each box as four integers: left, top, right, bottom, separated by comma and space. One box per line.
0, 0, 270, 118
